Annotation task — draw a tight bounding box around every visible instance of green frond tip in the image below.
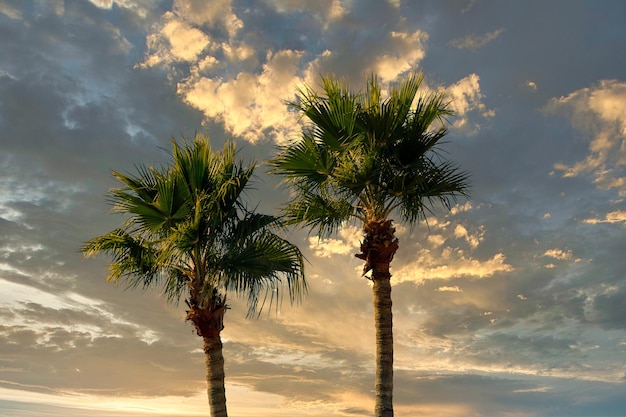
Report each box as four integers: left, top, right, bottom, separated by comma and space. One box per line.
82, 133, 307, 316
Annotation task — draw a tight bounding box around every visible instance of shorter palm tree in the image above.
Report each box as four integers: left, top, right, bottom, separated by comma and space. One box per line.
82, 135, 307, 417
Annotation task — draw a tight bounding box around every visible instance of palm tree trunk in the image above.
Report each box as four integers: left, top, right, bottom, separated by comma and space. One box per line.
372, 264, 393, 417
203, 334, 228, 417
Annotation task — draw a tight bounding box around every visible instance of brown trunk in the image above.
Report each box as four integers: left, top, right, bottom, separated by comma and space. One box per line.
203, 334, 228, 417
356, 218, 398, 417
373, 265, 394, 417
186, 286, 229, 417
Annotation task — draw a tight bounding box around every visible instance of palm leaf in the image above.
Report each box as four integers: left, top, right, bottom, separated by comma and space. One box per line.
83, 134, 307, 317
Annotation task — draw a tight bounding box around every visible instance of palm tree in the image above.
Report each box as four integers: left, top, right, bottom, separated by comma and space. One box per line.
82, 135, 307, 417
268, 72, 469, 417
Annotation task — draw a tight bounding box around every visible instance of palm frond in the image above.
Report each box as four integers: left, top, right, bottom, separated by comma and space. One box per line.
269, 135, 332, 185
220, 231, 306, 317
81, 229, 159, 284
283, 188, 354, 237
85, 134, 308, 317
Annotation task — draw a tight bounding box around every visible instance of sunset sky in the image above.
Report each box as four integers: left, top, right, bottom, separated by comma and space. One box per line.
2, 1, 626, 416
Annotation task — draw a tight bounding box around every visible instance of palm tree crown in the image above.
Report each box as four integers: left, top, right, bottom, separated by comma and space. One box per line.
82, 135, 306, 417
270, 72, 469, 238
269, 72, 469, 417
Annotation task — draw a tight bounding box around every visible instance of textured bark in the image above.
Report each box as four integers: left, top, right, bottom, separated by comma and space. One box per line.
204, 335, 228, 417
373, 266, 394, 417
186, 286, 229, 417
356, 218, 397, 417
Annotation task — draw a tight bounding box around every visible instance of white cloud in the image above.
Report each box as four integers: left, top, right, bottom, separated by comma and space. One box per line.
450, 202, 473, 215
222, 42, 256, 64
0, 276, 162, 345
141, 12, 211, 66
453, 224, 484, 248
86, 0, 154, 18
173, 0, 234, 26
443, 73, 493, 133
308, 225, 361, 258
448, 29, 504, 51
427, 234, 446, 247
436, 286, 463, 292
583, 210, 626, 224
0, 2, 22, 19
394, 250, 513, 283
543, 248, 573, 260
178, 49, 304, 143
302, 29, 428, 87
547, 80, 626, 195
263, 0, 347, 23
162, 17, 210, 62
374, 30, 428, 83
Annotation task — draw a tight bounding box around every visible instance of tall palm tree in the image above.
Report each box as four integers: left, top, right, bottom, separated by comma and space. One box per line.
82, 135, 307, 417
269, 72, 470, 417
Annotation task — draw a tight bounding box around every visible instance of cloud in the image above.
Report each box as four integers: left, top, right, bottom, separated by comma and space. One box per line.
263, 0, 347, 24
443, 73, 494, 133
453, 224, 484, 248
394, 249, 513, 283
542, 248, 573, 260
583, 209, 626, 224
308, 226, 362, 258
173, 0, 241, 30
547, 80, 626, 195
140, 11, 212, 66
178, 49, 304, 143
448, 29, 504, 50
436, 286, 463, 292
373, 30, 428, 83
137, 0, 435, 143
0, 2, 21, 19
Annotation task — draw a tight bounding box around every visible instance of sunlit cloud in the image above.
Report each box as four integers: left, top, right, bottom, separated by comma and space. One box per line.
374, 30, 428, 83
436, 286, 463, 292
453, 224, 484, 248
137, 0, 437, 143
443, 73, 494, 134
178, 49, 304, 143
448, 29, 505, 50
264, 0, 348, 24
0, 2, 21, 19
583, 209, 626, 224
140, 12, 212, 66
542, 248, 573, 260
308, 226, 362, 258
86, 0, 154, 18
547, 80, 626, 195
394, 250, 513, 283
450, 202, 473, 215
173, 0, 242, 33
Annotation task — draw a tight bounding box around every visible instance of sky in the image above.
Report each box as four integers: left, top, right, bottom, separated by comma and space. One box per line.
1, 0, 626, 416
